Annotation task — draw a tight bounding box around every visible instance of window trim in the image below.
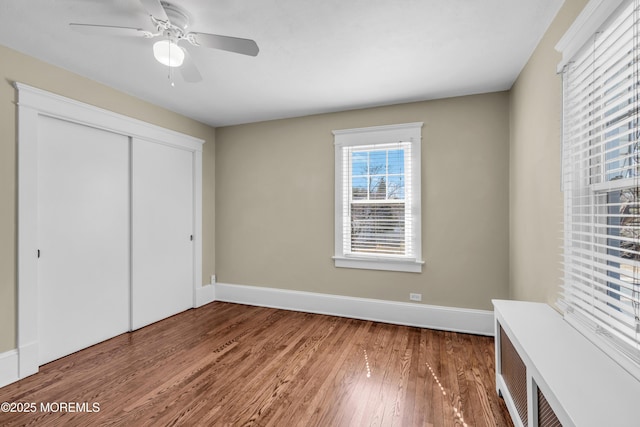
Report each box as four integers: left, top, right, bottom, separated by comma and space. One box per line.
558, 0, 640, 381
333, 122, 423, 273
555, 0, 626, 73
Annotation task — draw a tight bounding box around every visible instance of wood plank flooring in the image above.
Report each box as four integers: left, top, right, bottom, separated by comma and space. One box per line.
0, 302, 513, 426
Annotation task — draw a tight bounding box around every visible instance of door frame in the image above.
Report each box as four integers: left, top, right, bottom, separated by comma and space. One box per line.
16, 83, 205, 379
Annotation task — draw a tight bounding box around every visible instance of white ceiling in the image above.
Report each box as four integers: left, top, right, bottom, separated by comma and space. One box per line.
0, 0, 563, 127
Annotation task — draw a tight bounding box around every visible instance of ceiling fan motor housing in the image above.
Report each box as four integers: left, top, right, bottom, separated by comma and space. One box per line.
158, 2, 191, 32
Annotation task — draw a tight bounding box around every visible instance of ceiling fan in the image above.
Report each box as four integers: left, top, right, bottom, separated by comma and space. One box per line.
69, 0, 259, 83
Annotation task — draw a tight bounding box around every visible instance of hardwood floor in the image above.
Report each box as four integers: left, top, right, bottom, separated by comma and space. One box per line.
0, 302, 513, 426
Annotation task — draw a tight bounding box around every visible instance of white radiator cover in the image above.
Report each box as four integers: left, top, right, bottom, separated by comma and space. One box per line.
493, 299, 640, 427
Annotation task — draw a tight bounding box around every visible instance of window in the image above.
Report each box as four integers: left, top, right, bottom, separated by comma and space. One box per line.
333, 122, 423, 272
560, 0, 640, 378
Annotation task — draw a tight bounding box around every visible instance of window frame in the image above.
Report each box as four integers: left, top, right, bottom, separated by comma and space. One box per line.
559, 0, 640, 380
333, 122, 423, 273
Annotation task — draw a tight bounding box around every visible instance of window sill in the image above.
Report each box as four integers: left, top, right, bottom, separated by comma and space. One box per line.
332, 255, 424, 273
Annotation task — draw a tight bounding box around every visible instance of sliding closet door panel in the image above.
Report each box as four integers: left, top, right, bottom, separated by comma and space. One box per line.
132, 139, 194, 329
37, 116, 130, 365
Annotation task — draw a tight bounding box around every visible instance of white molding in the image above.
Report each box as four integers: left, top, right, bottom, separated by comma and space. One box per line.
214, 282, 494, 335
15, 82, 205, 382
332, 256, 424, 273
18, 342, 38, 379
14, 83, 204, 151
555, 0, 627, 72
17, 100, 39, 381
333, 121, 424, 146
0, 350, 19, 388
192, 149, 203, 306
195, 284, 215, 308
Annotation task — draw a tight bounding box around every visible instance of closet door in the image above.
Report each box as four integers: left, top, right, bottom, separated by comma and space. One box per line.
131, 138, 194, 329
37, 116, 130, 365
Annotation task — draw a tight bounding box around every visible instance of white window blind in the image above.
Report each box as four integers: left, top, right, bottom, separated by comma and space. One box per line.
333, 122, 423, 273
343, 143, 412, 256
561, 0, 640, 378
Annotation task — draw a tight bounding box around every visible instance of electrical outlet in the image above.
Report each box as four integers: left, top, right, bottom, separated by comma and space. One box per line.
409, 293, 422, 302
211, 274, 217, 284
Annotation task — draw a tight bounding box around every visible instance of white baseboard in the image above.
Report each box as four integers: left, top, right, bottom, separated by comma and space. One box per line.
0, 349, 19, 388
195, 283, 215, 308
0, 341, 39, 389
19, 341, 38, 379
214, 283, 494, 336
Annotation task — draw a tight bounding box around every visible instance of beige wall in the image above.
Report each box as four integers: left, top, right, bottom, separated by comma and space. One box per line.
509, 0, 588, 306
0, 0, 588, 355
0, 44, 216, 353
216, 92, 510, 311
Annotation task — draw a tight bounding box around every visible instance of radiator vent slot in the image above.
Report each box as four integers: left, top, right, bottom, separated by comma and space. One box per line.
538, 385, 562, 427
500, 325, 528, 426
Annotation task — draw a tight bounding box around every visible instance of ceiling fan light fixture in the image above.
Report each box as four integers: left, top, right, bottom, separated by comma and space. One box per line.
153, 39, 184, 67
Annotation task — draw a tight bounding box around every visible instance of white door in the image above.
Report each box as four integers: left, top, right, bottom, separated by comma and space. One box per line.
37, 116, 130, 365
131, 138, 194, 329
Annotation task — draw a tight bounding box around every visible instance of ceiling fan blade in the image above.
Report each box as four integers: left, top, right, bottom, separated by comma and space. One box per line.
180, 49, 202, 83
139, 0, 169, 21
189, 32, 259, 57
70, 23, 149, 37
